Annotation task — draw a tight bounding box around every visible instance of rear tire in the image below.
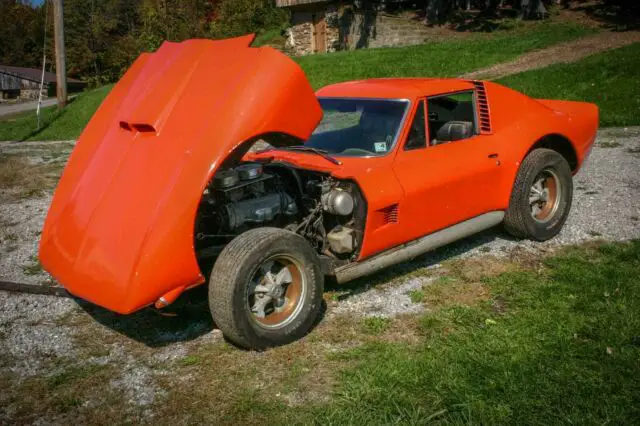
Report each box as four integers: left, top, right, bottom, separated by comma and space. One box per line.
504, 148, 573, 241
209, 227, 323, 350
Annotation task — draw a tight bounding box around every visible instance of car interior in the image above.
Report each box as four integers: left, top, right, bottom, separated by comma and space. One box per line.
307, 101, 407, 155
427, 91, 476, 145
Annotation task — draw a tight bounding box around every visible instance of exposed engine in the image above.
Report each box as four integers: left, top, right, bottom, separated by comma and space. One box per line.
195, 161, 366, 268
210, 164, 298, 231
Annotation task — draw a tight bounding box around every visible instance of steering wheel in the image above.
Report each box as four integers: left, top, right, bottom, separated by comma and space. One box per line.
340, 148, 374, 156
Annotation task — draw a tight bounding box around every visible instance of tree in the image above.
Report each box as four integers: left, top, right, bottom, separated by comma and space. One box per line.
0, 0, 45, 68
208, 0, 288, 39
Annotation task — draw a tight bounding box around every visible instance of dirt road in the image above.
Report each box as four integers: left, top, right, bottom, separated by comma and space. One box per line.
461, 31, 640, 80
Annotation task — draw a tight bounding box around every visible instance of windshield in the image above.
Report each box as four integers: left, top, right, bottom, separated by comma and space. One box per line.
304, 98, 409, 157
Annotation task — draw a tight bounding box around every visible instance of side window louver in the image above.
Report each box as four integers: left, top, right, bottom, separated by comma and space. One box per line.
472, 81, 492, 134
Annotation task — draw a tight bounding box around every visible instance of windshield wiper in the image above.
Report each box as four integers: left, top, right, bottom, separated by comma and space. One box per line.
280, 146, 342, 165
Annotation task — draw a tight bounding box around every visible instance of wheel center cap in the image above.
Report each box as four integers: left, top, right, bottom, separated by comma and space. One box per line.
271, 286, 284, 299
541, 189, 549, 202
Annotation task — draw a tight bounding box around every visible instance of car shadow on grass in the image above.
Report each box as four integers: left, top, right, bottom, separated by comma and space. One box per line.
325, 225, 519, 299
75, 225, 515, 348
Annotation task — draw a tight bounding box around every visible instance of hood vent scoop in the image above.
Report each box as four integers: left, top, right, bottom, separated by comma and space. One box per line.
120, 121, 157, 134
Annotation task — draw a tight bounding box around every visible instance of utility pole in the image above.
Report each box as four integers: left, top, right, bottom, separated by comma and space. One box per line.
52, 0, 67, 109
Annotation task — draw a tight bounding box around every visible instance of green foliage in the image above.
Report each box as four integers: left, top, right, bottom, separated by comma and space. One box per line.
0, 0, 48, 69
2, 0, 280, 84
208, 0, 288, 39
63, 0, 143, 84
499, 42, 640, 127
138, 0, 214, 51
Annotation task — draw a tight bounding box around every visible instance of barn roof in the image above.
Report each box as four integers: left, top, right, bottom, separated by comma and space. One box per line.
0, 65, 85, 84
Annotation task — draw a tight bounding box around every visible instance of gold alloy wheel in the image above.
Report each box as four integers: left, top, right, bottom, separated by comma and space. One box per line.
529, 169, 561, 222
247, 255, 306, 329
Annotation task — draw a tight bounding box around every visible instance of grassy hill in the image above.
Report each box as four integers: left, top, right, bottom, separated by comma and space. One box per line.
0, 21, 615, 141
498, 42, 640, 127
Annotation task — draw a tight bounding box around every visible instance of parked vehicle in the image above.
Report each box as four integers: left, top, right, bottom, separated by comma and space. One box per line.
39, 35, 599, 349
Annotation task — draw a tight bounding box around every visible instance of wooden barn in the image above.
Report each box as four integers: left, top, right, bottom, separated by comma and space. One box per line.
276, 0, 340, 55
0, 65, 86, 101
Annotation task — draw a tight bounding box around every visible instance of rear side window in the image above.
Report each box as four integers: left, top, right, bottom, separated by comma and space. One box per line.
404, 100, 427, 150
427, 91, 476, 145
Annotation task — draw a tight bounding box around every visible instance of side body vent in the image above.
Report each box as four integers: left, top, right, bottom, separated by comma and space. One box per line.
472, 81, 492, 134
381, 204, 399, 224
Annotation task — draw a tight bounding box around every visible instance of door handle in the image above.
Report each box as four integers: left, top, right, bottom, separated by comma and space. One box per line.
488, 153, 499, 158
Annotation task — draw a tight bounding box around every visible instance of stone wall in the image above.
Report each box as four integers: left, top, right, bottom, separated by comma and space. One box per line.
286, 12, 314, 56
19, 88, 47, 101
325, 4, 340, 53
285, 3, 432, 56
337, 10, 431, 51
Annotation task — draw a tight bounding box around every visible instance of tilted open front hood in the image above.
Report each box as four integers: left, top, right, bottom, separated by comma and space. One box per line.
39, 35, 322, 313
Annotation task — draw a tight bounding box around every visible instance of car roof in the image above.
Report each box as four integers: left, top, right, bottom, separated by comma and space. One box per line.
316, 78, 476, 100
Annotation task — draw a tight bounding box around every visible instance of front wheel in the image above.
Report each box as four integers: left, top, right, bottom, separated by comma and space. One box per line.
504, 148, 573, 241
209, 227, 324, 350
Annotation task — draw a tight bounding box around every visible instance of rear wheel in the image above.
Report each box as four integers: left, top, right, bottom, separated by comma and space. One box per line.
209, 227, 323, 350
504, 148, 573, 241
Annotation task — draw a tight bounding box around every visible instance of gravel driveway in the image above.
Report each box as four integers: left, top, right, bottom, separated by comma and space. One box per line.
0, 127, 639, 420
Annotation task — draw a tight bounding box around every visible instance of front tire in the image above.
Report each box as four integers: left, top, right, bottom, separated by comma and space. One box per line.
504, 148, 573, 241
209, 227, 324, 350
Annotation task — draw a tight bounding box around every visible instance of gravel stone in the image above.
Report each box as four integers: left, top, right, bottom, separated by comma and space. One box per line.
0, 292, 76, 325
331, 276, 432, 317
0, 194, 53, 285
111, 365, 165, 407
5, 324, 75, 377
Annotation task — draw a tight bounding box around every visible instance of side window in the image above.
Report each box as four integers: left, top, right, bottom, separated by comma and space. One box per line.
404, 100, 427, 150
427, 91, 476, 146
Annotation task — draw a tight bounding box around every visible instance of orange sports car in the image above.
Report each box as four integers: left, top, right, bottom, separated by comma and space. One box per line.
39, 35, 598, 349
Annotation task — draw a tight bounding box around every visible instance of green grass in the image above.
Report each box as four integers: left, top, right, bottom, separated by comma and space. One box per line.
0, 21, 594, 142
298, 21, 595, 89
301, 241, 640, 424
499, 42, 640, 127
0, 85, 112, 142
252, 28, 287, 48
362, 316, 392, 335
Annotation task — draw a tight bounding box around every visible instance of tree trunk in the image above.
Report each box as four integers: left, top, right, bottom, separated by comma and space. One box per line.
519, 0, 548, 19
52, 0, 67, 109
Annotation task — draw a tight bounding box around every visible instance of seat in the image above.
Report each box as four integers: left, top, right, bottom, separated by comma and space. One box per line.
434, 121, 473, 144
